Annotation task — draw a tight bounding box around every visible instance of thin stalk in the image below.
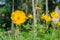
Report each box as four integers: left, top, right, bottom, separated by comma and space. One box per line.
46, 0, 48, 15
32, 0, 37, 26
46, 0, 48, 29
36, 0, 40, 24
21, 0, 23, 9
32, 0, 37, 39
11, 0, 14, 30
26, 0, 28, 14
36, 0, 38, 6
37, 11, 40, 24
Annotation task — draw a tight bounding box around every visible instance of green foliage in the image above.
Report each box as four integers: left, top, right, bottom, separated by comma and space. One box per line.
0, 25, 60, 40
0, 6, 9, 14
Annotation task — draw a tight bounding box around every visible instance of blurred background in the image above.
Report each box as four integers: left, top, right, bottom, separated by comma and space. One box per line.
0, 0, 60, 30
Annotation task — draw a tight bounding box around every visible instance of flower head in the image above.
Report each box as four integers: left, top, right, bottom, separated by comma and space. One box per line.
57, 21, 60, 26
41, 14, 51, 22
41, 13, 45, 19
51, 11, 59, 18
44, 15, 51, 22
28, 14, 33, 18
36, 6, 41, 10
11, 10, 27, 25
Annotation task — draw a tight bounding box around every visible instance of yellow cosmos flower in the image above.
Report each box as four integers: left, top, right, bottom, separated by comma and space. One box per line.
41, 13, 45, 19
57, 21, 60, 26
51, 11, 59, 18
28, 14, 33, 18
44, 15, 51, 22
41, 14, 51, 22
11, 10, 27, 25
36, 6, 41, 10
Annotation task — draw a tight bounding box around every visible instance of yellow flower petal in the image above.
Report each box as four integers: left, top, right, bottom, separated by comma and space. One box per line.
11, 10, 27, 25
51, 11, 59, 18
